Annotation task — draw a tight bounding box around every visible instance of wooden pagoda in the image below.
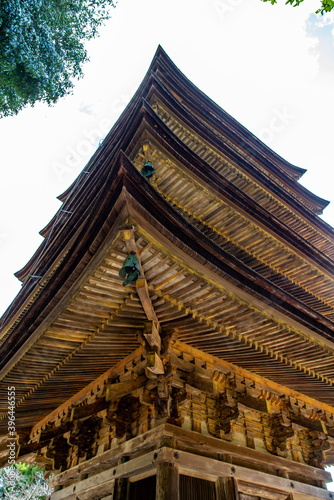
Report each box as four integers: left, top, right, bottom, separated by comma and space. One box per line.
1, 46, 334, 500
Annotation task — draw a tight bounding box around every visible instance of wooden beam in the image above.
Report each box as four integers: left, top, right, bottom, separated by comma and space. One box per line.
105, 375, 146, 401
0, 441, 10, 453
161, 447, 332, 500
121, 228, 138, 255
237, 479, 292, 500
18, 440, 44, 457
0, 455, 9, 468
114, 478, 128, 500
185, 372, 218, 395
39, 421, 72, 443
51, 446, 332, 500
121, 228, 164, 382
237, 393, 269, 414
156, 462, 179, 500
76, 479, 115, 500
147, 352, 164, 375
216, 477, 238, 500
163, 424, 331, 483
51, 449, 159, 500
49, 423, 331, 490
143, 320, 161, 349
289, 414, 332, 436
136, 279, 158, 322
121, 228, 159, 323
174, 340, 334, 417
70, 399, 109, 421
30, 346, 144, 438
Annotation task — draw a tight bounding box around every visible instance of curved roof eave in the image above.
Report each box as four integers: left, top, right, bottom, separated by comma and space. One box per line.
153, 46, 308, 182
150, 60, 329, 215
1, 152, 333, 386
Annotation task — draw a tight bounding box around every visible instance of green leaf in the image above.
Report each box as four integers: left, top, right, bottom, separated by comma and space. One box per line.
261, 0, 334, 14
0, 0, 116, 117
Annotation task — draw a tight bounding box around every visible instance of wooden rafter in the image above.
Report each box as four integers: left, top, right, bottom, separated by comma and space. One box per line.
133, 145, 334, 317
121, 227, 158, 324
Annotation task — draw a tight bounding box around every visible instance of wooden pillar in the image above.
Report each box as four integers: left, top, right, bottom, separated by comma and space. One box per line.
114, 478, 129, 500
216, 476, 238, 500
156, 462, 179, 500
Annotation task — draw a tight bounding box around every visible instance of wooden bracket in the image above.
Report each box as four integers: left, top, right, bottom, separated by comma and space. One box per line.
121, 227, 161, 348
143, 321, 161, 350
147, 352, 164, 375
186, 372, 219, 395
131, 386, 155, 406
136, 278, 158, 322
121, 228, 157, 306
105, 375, 146, 401
142, 141, 151, 161
120, 226, 137, 251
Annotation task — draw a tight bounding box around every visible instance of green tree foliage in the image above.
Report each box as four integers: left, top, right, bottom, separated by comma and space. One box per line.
0, 463, 54, 499
0, 0, 115, 118
261, 0, 334, 14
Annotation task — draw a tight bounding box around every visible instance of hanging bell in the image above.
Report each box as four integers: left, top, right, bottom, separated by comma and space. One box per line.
141, 161, 155, 178
119, 251, 140, 286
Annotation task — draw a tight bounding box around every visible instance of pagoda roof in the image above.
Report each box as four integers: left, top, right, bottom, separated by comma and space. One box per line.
151, 46, 328, 212
0, 47, 333, 431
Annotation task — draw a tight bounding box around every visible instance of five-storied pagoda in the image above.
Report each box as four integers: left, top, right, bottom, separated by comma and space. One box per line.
1, 47, 334, 500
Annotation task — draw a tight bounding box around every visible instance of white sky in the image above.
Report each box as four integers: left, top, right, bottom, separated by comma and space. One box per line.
0, 0, 334, 483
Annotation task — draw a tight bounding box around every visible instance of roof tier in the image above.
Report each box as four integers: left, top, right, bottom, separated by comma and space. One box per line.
0, 47, 333, 432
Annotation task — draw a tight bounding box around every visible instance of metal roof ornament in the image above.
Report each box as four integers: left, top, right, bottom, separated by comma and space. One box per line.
119, 251, 140, 286
141, 161, 155, 178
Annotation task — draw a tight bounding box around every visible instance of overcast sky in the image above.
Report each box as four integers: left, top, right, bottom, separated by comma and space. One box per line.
1, 0, 334, 317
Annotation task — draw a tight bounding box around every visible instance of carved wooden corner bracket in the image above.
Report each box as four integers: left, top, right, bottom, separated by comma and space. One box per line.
120, 225, 164, 377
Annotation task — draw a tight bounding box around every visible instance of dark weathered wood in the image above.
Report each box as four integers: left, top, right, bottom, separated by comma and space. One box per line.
289, 414, 329, 435
0, 456, 9, 468
1, 48, 334, 442
105, 375, 146, 401
70, 398, 109, 421
50, 424, 168, 488
185, 372, 218, 395
114, 478, 128, 500
216, 476, 238, 500
156, 462, 179, 500
162, 447, 332, 499
30, 346, 144, 437
19, 440, 44, 457
164, 424, 331, 483
76, 479, 115, 500
52, 449, 158, 499
49, 422, 331, 491
39, 421, 72, 443
237, 479, 292, 500
237, 393, 268, 414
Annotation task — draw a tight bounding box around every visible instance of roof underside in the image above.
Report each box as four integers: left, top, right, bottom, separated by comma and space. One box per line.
0, 155, 334, 431
0, 46, 333, 431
